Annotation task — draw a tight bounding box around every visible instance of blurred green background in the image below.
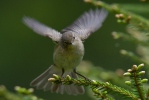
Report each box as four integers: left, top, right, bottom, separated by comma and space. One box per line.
0, 0, 144, 100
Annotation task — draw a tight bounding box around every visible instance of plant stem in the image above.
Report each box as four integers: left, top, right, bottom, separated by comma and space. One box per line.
133, 72, 144, 100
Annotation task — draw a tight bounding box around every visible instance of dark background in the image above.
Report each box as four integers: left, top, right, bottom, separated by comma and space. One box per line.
0, 0, 143, 100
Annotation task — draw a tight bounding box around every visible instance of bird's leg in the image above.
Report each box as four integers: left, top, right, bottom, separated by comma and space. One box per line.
61, 68, 65, 77
73, 68, 91, 83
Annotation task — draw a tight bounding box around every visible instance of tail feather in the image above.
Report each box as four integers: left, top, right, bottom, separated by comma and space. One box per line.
43, 82, 52, 91
51, 84, 59, 93
69, 84, 78, 95
30, 67, 52, 86
65, 85, 72, 95
36, 75, 50, 89
30, 65, 84, 95
70, 72, 84, 94
57, 84, 65, 94
75, 85, 84, 94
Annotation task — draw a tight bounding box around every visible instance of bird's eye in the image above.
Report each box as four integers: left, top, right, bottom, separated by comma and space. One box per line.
73, 36, 75, 39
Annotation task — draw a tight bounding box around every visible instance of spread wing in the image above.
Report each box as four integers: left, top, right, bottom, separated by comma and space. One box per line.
23, 17, 62, 42
61, 8, 108, 40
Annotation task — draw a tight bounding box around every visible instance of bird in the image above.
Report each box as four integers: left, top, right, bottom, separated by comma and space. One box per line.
23, 8, 108, 95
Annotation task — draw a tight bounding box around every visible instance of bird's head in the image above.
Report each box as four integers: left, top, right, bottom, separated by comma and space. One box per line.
61, 32, 79, 49
61, 32, 75, 45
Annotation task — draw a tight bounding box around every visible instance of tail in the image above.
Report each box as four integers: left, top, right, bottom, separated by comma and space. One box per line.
30, 65, 84, 95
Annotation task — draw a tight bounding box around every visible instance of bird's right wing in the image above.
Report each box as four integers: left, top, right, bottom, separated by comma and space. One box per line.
62, 8, 108, 41
23, 17, 62, 42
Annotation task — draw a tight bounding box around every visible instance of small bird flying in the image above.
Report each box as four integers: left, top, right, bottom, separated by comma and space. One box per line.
23, 8, 108, 95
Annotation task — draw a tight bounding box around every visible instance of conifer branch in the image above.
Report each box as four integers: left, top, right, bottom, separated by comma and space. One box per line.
49, 74, 138, 100
0, 85, 43, 100
84, 0, 149, 31
112, 32, 149, 47
124, 64, 148, 100
120, 50, 144, 63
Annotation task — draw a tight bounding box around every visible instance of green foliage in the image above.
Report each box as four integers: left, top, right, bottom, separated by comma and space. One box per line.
1, 63, 148, 100
85, 0, 149, 30
87, 0, 149, 66
90, 0, 149, 75
123, 64, 147, 100
84, 0, 149, 99
49, 64, 148, 100
85, 0, 149, 69
0, 85, 43, 100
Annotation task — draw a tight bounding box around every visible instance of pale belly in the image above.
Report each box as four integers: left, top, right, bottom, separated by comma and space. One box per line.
53, 45, 84, 71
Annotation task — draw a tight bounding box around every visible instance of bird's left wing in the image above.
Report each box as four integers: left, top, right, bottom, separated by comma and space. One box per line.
23, 17, 62, 42
61, 8, 108, 40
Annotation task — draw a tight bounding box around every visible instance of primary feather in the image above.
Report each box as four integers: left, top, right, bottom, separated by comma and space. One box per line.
62, 8, 108, 40
23, 17, 62, 42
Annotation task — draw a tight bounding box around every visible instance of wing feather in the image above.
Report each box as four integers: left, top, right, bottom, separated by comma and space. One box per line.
23, 17, 62, 42
62, 8, 108, 40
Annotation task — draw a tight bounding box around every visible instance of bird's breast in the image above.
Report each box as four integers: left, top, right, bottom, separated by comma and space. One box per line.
53, 44, 84, 71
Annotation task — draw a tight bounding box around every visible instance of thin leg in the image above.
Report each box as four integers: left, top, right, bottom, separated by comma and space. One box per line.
61, 68, 64, 77
73, 68, 90, 81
